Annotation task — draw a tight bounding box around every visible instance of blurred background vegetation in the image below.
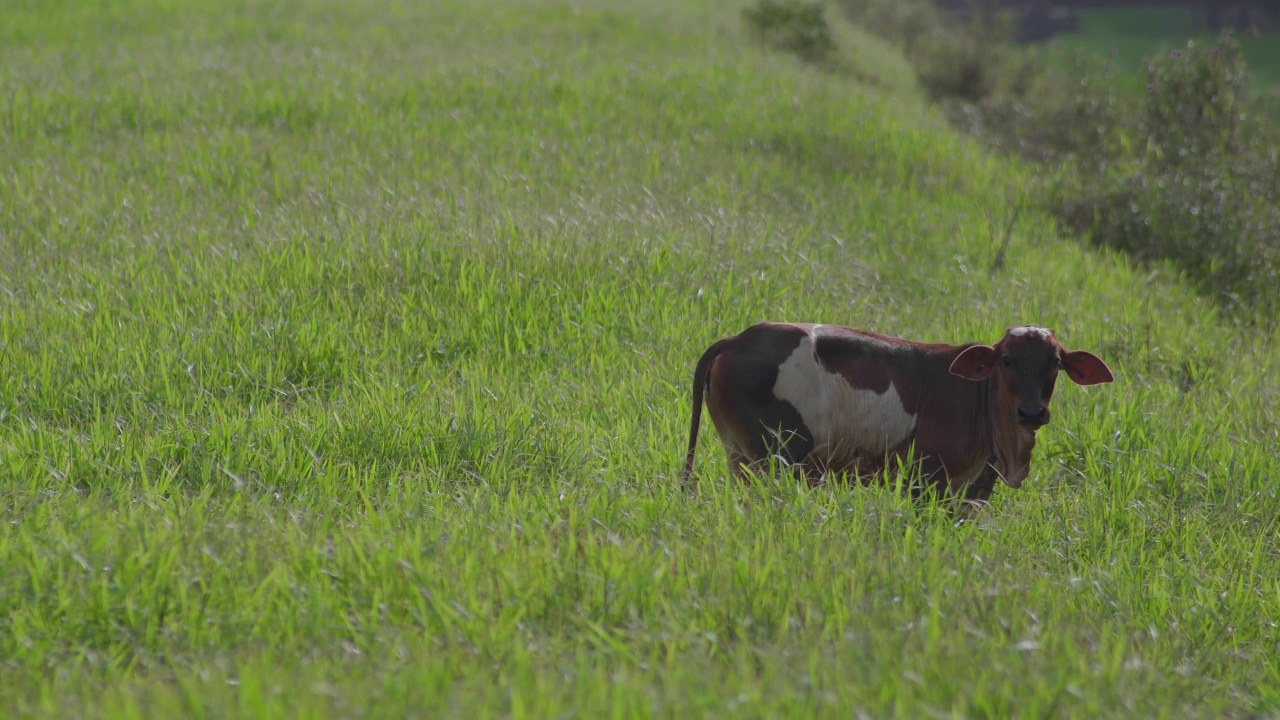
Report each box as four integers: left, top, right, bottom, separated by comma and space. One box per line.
746, 0, 1280, 320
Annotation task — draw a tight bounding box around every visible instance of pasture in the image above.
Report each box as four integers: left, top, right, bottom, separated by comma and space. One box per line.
2, 0, 1279, 717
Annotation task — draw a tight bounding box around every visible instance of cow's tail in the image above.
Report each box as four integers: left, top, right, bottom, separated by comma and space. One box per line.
682, 338, 732, 485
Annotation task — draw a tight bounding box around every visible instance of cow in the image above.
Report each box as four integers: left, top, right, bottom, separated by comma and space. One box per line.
681, 322, 1114, 508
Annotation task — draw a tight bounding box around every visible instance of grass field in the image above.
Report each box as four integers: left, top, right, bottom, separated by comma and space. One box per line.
1042, 8, 1280, 92
3, 0, 1280, 717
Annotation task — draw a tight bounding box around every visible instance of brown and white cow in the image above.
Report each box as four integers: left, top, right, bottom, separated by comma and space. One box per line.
681, 322, 1114, 505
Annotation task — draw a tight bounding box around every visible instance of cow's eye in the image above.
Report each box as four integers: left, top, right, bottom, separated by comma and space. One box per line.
1001, 355, 1012, 368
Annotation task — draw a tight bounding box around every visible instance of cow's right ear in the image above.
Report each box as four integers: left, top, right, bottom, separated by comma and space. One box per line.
949, 345, 998, 381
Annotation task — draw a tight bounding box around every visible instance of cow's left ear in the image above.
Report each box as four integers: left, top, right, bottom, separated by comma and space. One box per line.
949, 345, 998, 381
1061, 350, 1114, 386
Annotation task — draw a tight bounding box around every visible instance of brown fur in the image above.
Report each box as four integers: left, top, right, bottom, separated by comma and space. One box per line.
681, 322, 1114, 507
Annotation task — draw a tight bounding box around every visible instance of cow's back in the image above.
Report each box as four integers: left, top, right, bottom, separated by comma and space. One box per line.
780, 325, 921, 471
706, 323, 924, 474
704, 323, 816, 464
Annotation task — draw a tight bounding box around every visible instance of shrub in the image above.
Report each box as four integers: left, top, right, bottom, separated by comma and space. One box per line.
944, 49, 1129, 168
913, 9, 1042, 103
839, 0, 940, 49
1141, 38, 1249, 166
831, 3, 1280, 320
743, 0, 837, 65
1049, 35, 1280, 315
840, 0, 1040, 103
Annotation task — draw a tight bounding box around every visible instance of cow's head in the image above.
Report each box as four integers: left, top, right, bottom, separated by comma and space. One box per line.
946, 325, 1114, 486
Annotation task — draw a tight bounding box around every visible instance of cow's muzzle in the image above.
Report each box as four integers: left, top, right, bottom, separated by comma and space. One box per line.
1016, 403, 1049, 429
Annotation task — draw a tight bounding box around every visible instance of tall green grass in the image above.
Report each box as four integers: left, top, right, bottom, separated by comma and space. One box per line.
2, 0, 1279, 717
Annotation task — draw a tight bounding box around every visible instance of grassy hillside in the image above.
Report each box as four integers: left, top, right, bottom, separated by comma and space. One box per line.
2, 0, 1279, 717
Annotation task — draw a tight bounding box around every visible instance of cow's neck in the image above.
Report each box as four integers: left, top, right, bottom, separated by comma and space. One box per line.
984, 376, 1036, 488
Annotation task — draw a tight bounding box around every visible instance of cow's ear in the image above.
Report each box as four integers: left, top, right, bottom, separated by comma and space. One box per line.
1061, 350, 1114, 386
949, 345, 997, 381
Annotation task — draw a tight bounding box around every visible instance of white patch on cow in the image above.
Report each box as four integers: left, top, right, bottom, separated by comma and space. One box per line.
1008, 325, 1052, 339
772, 335, 917, 467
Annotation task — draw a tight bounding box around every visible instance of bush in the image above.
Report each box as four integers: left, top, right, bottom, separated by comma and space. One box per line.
840, 0, 1040, 103
832, 3, 1280, 320
1141, 38, 1249, 166
913, 10, 1042, 102
1048, 36, 1280, 314
743, 0, 837, 65
944, 49, 1129, 167
839, 0, 940, 49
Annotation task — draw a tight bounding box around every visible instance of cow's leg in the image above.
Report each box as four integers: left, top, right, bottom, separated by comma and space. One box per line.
951, 466, 998, 522
708, 407, 757, 480
795, 462, 826, 488
724, 447, 753, 479
705, 339, 815, 484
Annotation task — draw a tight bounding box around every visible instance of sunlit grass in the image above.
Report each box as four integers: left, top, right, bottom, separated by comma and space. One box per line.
2, 0, 1279, 717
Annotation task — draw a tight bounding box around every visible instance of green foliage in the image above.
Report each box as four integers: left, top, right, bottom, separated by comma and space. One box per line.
914, 10, 1042, 102
1049, 8, 1280, 90
948, 49, 1129, 167
743, 0, 837, 65
839, 0, 941, 48
2, 0, 1280, 717
1143, 37, 1250, 161
956, 34, 1280, 314
840, 0, 1041, 102
845, 0, 1280, 318
1074, 36, 1280, 312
